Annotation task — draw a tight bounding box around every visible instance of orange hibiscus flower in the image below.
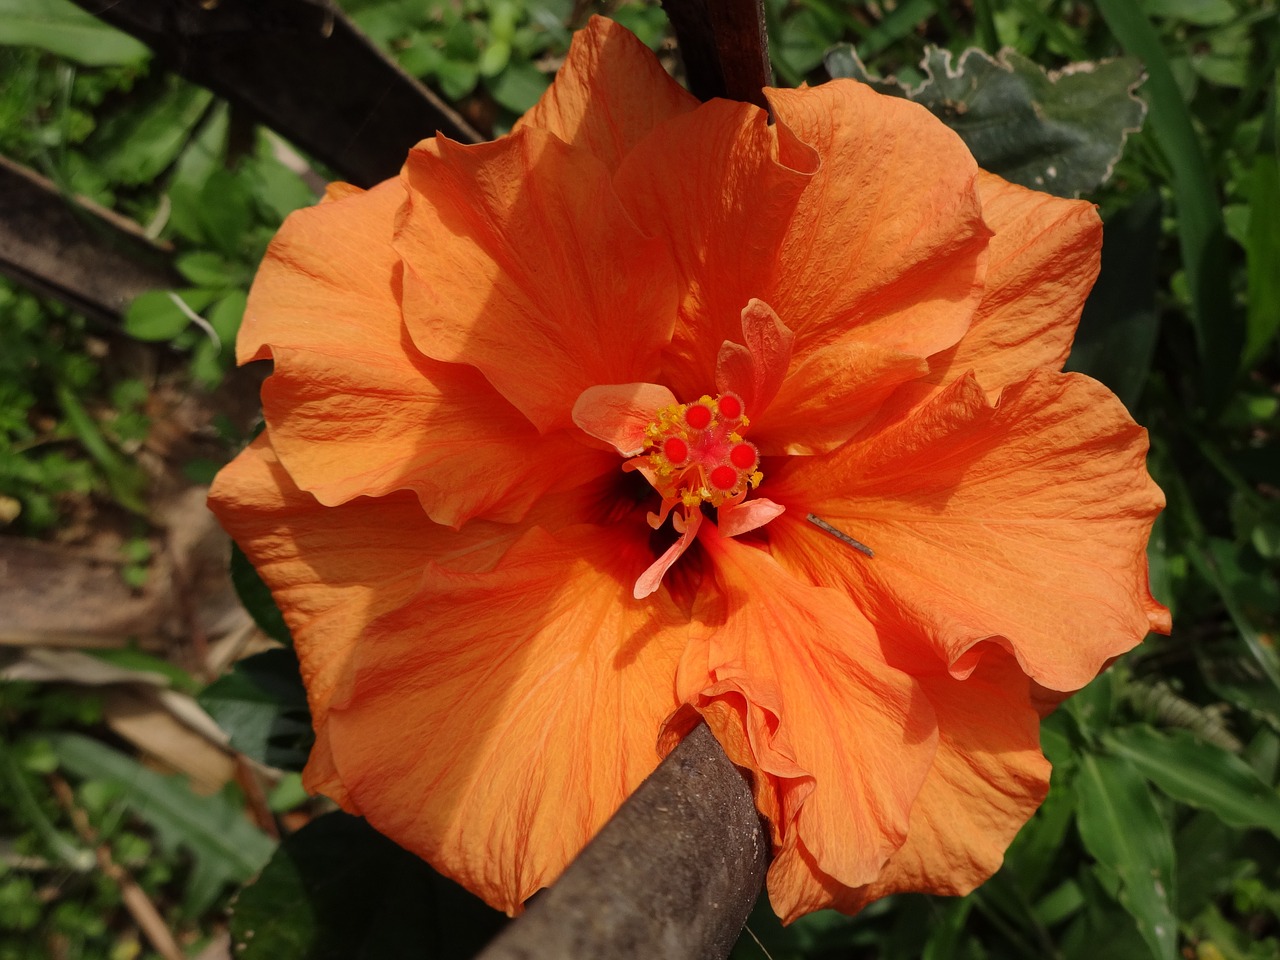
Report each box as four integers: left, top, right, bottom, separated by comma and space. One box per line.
209, 17, 1170, 921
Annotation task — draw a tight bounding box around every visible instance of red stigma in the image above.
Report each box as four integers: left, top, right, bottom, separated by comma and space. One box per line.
685, 404, 712, 430
709, 465, 738, 491
717, 394, 742, 420
640, 392, 763, 509
663, 436, 689, 464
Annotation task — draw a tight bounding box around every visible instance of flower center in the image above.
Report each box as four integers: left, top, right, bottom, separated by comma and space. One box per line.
638, 392, 761, 509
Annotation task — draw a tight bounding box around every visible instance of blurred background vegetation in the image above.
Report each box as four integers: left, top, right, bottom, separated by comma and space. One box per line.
0, 0, 1277, 958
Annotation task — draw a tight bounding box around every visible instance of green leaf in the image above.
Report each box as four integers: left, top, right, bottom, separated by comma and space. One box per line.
49, 733, 274, 916
123, 288, 220, 343
825, 44, 1147, 197
1105, 725, 1280, 838
230, 543, 293, 646
175, 251, 239, 288
1076, 752, 1178, 960
1194, 539, 1280, 695
1095, 0, 1238, 409
477, 38, 511, 78
207, 290, 247, 346
1142, 0, 1237, 25
123, 291, 192, 342
436, 58, 479, 101
0, 0, 149, 66
1243, 71, 1280, 370
232, 812, 506, 960
197, 168, 255, 257
486, 59, 551, 115
1065, 190, 1162, 410
92, 82, 214, 187
198, 649, 313, 772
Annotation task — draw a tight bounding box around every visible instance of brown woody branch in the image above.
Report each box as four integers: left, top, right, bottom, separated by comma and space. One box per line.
475, 722, 768, 960
0, 155, 182, 322
661, 0, 772, 108
69, 0, 484, 186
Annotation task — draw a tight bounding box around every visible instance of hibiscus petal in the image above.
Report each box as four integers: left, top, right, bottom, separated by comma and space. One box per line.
206, 434, 528, 802
929, 171, 1103, 394
767, 370, 1170, 692
515, 15, 697, 172
243, 179, 611, 527
677, 534, 937, 914
820, 651, 1050, 915
765, 81, 990, 360
396, 129, 680, 432
572, 382, 678, 456
715, 299, 795, 419
613, 99, 819, 398
717, 496, 785, 538
324, 525, 690, 913
749, 339, 928, 455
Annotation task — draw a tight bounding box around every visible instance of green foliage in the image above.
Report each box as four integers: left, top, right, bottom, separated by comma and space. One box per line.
49, 732, 275, 916
231, 812, 507, 960
0, 283, 150, 532
2, 1, 1280, 959
825, 44, 1147, 198
0, 683, 265, 959
199, 649, 313, 771
0, 0, 148, 67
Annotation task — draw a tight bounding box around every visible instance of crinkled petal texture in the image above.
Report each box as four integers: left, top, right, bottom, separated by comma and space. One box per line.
210, 436, 693, 910
672, 534, 939, 922
210, 13, 1169, 928
240, 177, 613, 528
326, 525, 691, 911
766, 370, 1169, 693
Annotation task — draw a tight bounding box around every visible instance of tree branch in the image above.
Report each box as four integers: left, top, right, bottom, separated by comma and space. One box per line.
475, 722, 767, 960
661, 0, 772, 108
0, 155, 181, 322
70, 0, 484, 186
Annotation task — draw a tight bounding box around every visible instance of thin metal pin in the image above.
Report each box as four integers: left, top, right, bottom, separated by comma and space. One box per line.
806, 513, 875, 558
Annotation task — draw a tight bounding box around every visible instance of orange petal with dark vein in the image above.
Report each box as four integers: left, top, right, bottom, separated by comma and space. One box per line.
515, 15, 697, 172
820, 651, 1050, 915
396, 130, 679, 432
325, 525, 690, 914
766, 371, 1169, 693
748, 338, 928, 455
207, 434, 529, 803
